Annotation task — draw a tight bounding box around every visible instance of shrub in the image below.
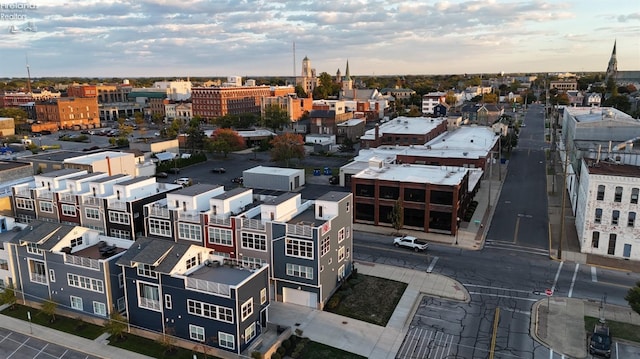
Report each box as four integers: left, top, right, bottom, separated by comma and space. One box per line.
282, 339, 291, 349
270, 353, 281, 359
291, 342, 306, 358
326, 296, 341, 310
251, 351, 262, 359
277, 346, 285, 355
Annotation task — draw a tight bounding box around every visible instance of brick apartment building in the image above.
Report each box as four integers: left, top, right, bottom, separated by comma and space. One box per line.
192, 86, 272, 121
34, 97, 100, 132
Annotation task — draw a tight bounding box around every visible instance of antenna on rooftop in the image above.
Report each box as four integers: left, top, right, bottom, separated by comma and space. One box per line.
25, 53, 32, 93
293, 41, 296, 78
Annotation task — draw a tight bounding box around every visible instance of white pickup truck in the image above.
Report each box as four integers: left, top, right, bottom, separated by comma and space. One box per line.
393, 235, 428, 252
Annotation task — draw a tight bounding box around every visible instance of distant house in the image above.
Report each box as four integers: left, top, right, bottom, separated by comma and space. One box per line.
461, 103, 504, 126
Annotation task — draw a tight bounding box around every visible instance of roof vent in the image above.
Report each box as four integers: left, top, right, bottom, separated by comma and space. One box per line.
470, 139, 474, 143
463, 152, 468, 156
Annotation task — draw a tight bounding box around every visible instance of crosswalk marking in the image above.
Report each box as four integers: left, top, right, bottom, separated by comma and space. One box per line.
397, 327, 455, 359
484, 240, 549, 256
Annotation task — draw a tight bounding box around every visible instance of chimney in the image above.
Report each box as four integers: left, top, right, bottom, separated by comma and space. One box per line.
374, 124, 379, 141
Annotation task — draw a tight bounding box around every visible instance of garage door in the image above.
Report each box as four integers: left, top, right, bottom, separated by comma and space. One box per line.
283, 287, 317, 308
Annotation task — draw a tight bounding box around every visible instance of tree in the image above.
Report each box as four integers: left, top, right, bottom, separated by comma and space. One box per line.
214, 113, 257, 129
313, 72, 340, 99
445, 91, 457, 106
626, 282, 640, 315
40, 298, 58, 323
388, 200, 404, 234
338, 137, 355, 152
0, 284, 17, 310
270, 133, 305, 166
482, 93, 498, 103
157, 326, 177, 353
263, 104, 290, 132
185, 118, 206, 153
104, 311, 128, 341
164, 120, 181, 139
209, 128, 245, 157
603, 95, 631, 113
151, 113, 164, 127
294, 85, 308, 98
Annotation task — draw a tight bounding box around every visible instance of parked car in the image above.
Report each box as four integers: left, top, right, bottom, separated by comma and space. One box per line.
211, 167, 226, 173
167, 167, 181, 174
393, 235, 429, 252
155, 172, 168, 178
329, 175, 339, 185
174, 177, 193, 187
589, 324, 611, 358
231, 177, 243, 184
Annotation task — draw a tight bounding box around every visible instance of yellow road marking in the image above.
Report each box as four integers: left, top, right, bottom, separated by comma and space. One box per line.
489, 307, 500, 359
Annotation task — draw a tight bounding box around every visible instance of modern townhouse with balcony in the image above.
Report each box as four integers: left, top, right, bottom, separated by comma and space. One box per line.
104, 176, 181, 241
12, 168, 89, 224
117, 237, 270, 356
269, 191, 353, 309
143, 184, 225, 244
5, 221, 132, 319
205, 187, 255, 258
78, 174, 132, 234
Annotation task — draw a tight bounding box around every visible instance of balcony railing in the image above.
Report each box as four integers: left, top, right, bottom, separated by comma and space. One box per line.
178, 210, 201, 222
241, 218, 265, 231
83, 197, 102, 206
59, 193, 76, 204
109, 200, 127, 211
15, 189, 31, 198
139, 297, 161, 311
37, 191, 53, 200
64, 254, 100, 270
148, 206, 170, 218
286, 224, 313, 238
209, 215, 231, 227
185, 277, 231, 297
30, 273, 47, 284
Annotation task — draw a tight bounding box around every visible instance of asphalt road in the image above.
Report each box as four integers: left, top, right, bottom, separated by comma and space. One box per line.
0, 327, 100, 359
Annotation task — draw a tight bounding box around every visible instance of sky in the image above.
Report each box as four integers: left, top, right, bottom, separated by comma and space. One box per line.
1, 0, 639, 78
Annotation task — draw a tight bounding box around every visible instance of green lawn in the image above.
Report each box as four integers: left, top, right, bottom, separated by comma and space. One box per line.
275, 336, 366, 359
584, 316, 640, 343
1, 304, 104, 340
325, 273, 407, 326
109, 332, 215, 359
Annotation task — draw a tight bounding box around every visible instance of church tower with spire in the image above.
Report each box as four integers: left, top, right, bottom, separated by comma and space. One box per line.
341, 60, 353, 92
605, 40, 618, 83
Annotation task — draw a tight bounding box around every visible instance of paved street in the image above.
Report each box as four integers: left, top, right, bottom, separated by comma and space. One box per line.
0, 327, 101, 359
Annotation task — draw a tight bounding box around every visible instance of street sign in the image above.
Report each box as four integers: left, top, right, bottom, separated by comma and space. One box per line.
545, 288, 553, 296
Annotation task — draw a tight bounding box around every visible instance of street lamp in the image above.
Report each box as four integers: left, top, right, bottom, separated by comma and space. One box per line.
455, 217, 461, 245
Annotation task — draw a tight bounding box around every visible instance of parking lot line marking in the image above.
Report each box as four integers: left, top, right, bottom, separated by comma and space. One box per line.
61, 349, 68, 358
551, 261, 563, 293
568, 263, 579, 298
591, 266, 598, 282
513, 216, 520, 244
0, 332, 10, 343
35, 343, 49, 358
469, 291, 538, 302
501, 307, 531, 316
549, 348, 553, 358
427, 256, 439, 273
7, 337, 29, 359
616, 342, 619, 359
463, 284, 533, 294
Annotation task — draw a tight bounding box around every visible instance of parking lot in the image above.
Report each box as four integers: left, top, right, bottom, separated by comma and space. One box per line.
0, 328, 101, 359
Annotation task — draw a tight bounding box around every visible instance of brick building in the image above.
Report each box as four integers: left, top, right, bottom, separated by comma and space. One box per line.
34, 97, 100, 131
192, 86, 272, 121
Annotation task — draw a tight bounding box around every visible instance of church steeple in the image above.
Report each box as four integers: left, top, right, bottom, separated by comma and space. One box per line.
605, 40, 618, 83
344, 60, 351, 81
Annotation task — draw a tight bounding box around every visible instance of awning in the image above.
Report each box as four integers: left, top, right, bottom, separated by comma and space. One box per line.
155, 152, 175, 162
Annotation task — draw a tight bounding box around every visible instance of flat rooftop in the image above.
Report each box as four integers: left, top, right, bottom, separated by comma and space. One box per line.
64, 151, 130, 165
172, 183, 222, 196
0, 161, 31, 171
566, 107, 637, 124
585, 159, 640, 178
188, 264, 254, 286
245, 166, 303, 176
361, 117, 445, 140
23, 150, 85, 162
353, 164, 468, 186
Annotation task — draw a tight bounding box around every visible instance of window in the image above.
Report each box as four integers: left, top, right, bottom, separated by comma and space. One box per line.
137, 264, 157, 279
320, 236, 330, 256
70, 237, 83, 247
61, 204, 76, 217
67, 273, 104, 293
116, 297, 126, 312
612, 210, 620, 225
26, 242, 43, 255
28, 259, 47, 284
49, 269, 56, 282
592, 232, 600, 248
286, 238, 314, 259
15, 198, 34, 210
241, 298, 253, 321
346, 226, 351, 239
245, 322, 257, 343
338, 228, 345, 243
208, 227, 233, 246
241, 232, 267, 251
109, 229, 130, 240
338, 246, 345, 262
70, 296, 83, 310
93, 301, 107, 316
85, 208, 100, 220
614, 186, 623, 202
148, 218, 171, 237
138, 282, 161, 311
632, 188, 639, 204
241, 256, 266, 269
286, 263, 313, 279
108, 211, 130, 225
338, 264, 345, 280
39, 201, 53, 213
629, 212, 636, 227
260, 288, 267, 305
597, 185, 605, 200
187, 299, 234, 323
118, 273, 124, 288
0, 259, 8, 270
608, 234, 617, 255
218, 332, 235, 350
346, 247, 350, 259
186, 255, 200, 270
162, 294, 172, 309
346, 201, 350, 212
189, 324, 205, 342
178, 223, 202, 242
595, 208, 602, 224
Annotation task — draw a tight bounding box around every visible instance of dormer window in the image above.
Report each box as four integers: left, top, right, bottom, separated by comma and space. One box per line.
212, 205, 217, 215
116, 190, 121, 200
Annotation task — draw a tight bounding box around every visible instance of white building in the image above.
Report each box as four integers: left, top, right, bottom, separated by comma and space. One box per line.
152, 79, 192, 101
574, 158, 640, 260
421, 92, 446, 115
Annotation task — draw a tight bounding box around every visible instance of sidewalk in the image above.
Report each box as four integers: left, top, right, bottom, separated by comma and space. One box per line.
269, 261, 469, 359
532, 297, 640, 358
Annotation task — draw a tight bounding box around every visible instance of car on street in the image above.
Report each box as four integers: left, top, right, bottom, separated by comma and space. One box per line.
231, 176, 243, 184
211, 167, 226, 173
589, 324, 612, 358
329, 175, 339, 185
155, 172, 168, 178
393, 235, 429, 252
174, 177, 193, 187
